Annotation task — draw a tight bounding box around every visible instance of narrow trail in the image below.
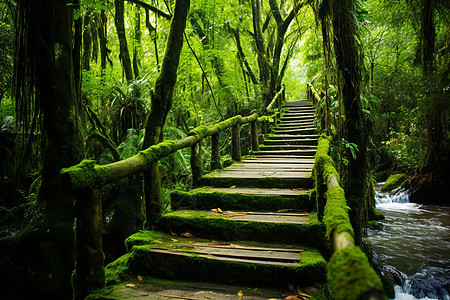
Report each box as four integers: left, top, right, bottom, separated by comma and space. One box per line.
120, 100, 326, 296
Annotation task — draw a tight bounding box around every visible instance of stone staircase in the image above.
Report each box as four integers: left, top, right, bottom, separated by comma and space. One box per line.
121, 100, 326, 291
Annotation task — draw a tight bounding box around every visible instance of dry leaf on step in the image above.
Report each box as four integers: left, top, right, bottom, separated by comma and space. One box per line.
137, 275, 143, 281
237, 290, 244, 297
285, 295, 299, 300
181, 232, 194, 238
126, 283, 135, 288
217, 208, 223, 213
230, 185, 236, 188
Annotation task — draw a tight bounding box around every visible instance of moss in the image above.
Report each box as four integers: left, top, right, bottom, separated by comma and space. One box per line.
323, 186, 354, 240
188, 125, 210, 140
126, 240, 327, 288
139, 140, 178, 165
210, 115, 242, 133
61, 159, 111, 190
367, 220, 384, 231
156, 210, 326, 252
104, 253, 132, 282
170, 189, 314, 211
369, 206, 385, 221
327, 246, 385, 300
381, 174, 406, 192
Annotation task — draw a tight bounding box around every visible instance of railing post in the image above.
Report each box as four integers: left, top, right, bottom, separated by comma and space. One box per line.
191, 140, 202, 185
75, 188, 104, 300
251, 120, 259, 151
231, 121, 241, 161
211, 133, 221, 170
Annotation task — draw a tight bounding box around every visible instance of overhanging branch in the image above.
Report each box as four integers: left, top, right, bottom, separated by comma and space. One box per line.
124, 0, 171, 20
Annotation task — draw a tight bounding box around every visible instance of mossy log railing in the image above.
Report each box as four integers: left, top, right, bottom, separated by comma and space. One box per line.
60, 89, 284, 296
307, 83, 331, 135
310, 83, 384, 299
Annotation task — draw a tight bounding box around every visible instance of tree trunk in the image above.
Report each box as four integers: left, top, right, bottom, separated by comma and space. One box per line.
82, 11, 91, 71
330, 0, 369, 245
98, 8, 108, 74
114, 0, 134, 81
142, 0, 190, 225
133, 5, 141, 78
13, 0, 85, 297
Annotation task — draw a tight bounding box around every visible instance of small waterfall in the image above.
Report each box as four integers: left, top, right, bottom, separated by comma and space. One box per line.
375, 188, 410, 205
371, 185, 450, 300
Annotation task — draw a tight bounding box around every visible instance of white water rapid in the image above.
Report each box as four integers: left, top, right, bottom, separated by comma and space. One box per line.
368, 184, 450, 300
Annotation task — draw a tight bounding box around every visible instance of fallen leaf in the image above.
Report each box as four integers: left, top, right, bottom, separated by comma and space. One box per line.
170, 238, 178, 242
181, 232, 194, 238
285, 295, 299, 300
137, 275, 143, 281
126, 283, 136, 288
211, 208, 218, 212
230, 185, 237, 188
237, 290, 244, 297
170, 232, 177, 236
203, 186, 213, 189
269, 212, 274, 214
268, 250, 273, 253
217, 208, 223, 213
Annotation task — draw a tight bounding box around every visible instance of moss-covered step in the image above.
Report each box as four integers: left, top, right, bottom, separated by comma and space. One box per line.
123, 231, 327, 288
254, 149, 317, 156
285, 100, 312, 106
199, 170, 313, 189
259, 145, 317, 151
263, 138, 318, 146
272, 128, 317, 135
241, 157, 315, 165
155, 210, 325, 250
170, 188, 314, 211
268, 134, 318, 140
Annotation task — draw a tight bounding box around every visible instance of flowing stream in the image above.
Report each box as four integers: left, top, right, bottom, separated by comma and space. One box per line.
367, 184, 450, 299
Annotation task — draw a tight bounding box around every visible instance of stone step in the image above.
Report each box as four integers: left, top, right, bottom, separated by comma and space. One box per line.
170, 187, 313, 211
123, 231, 327, 288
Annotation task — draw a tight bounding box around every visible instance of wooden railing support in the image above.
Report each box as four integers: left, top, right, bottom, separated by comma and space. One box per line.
74, 188, 104, 300
231, 121, 241, 161
211, 133, 221, 170
251, 120, 259, 151
191, 140, 202, 185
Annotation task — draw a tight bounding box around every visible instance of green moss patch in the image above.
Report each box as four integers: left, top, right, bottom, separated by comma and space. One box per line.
381, 174, 406, 192
170, 189, 314, 212
323, 186, 354, 241
155, 210, 326, 251
327, 246, 384, 300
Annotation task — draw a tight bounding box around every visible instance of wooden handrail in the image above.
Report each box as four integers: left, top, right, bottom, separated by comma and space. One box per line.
62, 90, 283, 298
265, 85, 285, 112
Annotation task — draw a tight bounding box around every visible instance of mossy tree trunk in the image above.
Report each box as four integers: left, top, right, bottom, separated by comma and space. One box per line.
142, 0, 190, 225
133, 5, 142, 78
8, 0, 85, 297
330, 0, 369, 245
114, 0, 134, 81
82, 11, 92, 71
98, 7, 108, 76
